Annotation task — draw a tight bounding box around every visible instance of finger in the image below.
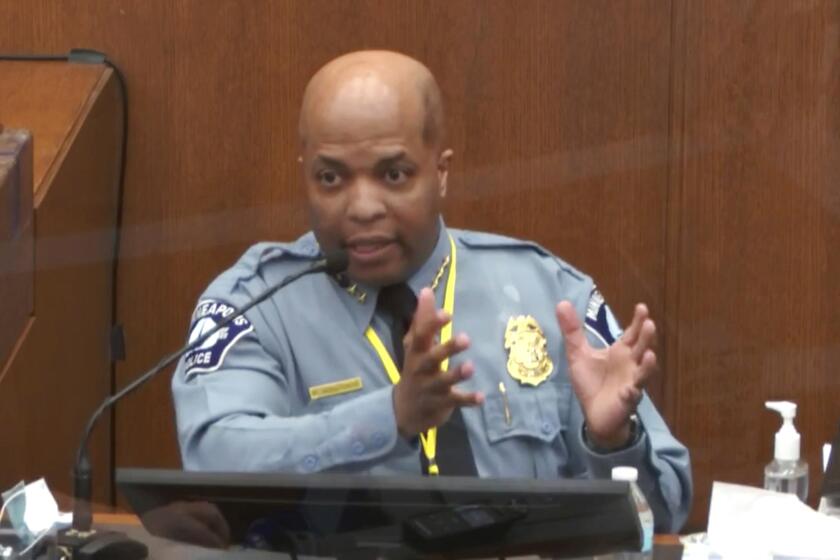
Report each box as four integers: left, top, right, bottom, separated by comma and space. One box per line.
180, 501, 220, 524
188, 503, 231, 547
556, 301, 589, 360
176, 518, 228, 549
419, 334, 470, 373
143, 509, 228, 549
620, 303, 649, 347
430, 360, 475, 391
448, 388, 485, 407
633, 349, 657, 388
631, 319, 656, 362
410, 288, 449, 351
182, 519, 228, 549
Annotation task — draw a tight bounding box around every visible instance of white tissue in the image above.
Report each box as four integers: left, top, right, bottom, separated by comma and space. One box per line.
707, 482, 840, 560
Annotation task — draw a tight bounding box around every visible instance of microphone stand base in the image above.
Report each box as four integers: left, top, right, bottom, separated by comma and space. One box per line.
52, 528, 147, 560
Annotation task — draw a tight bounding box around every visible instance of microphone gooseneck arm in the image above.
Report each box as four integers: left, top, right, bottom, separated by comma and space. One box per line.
72, 252, 347, 531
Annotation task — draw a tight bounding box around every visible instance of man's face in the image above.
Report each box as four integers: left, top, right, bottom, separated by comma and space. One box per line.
300, 93, 450, 286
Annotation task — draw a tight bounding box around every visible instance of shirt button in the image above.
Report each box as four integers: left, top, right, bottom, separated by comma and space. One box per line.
541, 422, 554, 435
371, 432, 387, 449
302, 455, 319, 472
351, 441, 366, 456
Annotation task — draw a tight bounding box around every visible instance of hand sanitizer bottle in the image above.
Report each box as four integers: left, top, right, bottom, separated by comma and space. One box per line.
764, 401, 809, 502
612, 466, 653, 559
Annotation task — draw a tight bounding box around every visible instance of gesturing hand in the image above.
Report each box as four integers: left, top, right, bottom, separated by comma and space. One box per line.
393, 288, 484, 437
142, 501, 231, 549
556, 301, 657, 449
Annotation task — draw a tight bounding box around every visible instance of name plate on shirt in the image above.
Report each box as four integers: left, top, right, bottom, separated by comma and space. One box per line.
308, 377, 364, 401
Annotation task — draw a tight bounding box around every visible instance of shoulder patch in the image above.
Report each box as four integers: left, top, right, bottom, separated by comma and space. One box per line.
584, 288, 623, 346
183, 299, 254, 380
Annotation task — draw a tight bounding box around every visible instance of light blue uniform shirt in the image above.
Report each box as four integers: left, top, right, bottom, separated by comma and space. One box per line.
172, 223, 692, 531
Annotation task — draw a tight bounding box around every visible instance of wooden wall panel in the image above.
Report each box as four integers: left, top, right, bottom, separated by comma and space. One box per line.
669, 0, 840, 527
0, 0, 675, 488
0, 64, 121, 504
0, 130, 33, 377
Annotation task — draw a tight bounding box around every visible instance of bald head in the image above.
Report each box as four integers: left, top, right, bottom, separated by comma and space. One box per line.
299, 50, 445, 149
298, 51, 454, 286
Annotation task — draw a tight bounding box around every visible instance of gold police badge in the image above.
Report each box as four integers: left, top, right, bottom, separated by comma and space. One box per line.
504, 315, 554, 386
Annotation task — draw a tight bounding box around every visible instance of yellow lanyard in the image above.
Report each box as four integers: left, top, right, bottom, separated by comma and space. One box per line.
364, 233, 457, 476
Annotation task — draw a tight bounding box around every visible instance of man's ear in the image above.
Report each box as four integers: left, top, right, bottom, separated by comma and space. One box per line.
437, 148, 454, 197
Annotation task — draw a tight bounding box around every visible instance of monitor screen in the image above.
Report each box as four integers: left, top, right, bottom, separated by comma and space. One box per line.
117, 468, 642, 558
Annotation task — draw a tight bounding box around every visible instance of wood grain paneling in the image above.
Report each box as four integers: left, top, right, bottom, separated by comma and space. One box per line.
0, 64, 106, 197
669, 0, 840, 527
0, 130, 33, 378
0, 63, 121, 504
0, 1, 675, 482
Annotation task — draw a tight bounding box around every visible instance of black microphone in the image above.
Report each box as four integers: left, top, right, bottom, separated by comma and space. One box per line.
60, 251, 348, 558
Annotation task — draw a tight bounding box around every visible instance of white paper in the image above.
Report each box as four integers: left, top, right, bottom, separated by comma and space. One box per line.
708, 482, 840, 560
21, 478, 59, 535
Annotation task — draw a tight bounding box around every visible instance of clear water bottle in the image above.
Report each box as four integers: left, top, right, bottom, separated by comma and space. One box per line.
612, 466, 653, 559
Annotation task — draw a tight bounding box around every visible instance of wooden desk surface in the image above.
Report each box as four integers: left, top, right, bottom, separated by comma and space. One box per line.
93, 512, 140, 526
0, 61, 107, 195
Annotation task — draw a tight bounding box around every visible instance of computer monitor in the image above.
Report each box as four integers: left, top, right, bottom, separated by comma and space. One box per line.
117, 468, 642, 559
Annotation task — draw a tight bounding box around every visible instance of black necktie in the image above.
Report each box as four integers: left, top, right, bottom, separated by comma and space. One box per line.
376, 284, 417, 369
376, 284, 478, 477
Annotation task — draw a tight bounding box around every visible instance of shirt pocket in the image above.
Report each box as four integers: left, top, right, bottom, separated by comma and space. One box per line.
481, 382, 572, 444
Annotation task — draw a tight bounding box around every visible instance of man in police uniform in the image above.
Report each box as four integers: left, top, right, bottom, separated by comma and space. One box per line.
172, 50, 692, 531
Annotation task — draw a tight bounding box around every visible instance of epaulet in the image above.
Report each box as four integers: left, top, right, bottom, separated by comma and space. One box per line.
456, 230, 550, 255
248, 232, 320, 265
454, 229, 585, 281
229, 232, 321, 285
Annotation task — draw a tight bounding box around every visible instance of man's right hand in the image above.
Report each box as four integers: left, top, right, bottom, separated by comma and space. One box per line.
393, 287, 484, 438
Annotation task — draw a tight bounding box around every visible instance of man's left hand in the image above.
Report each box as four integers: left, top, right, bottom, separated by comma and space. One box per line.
555, 301, 657, 450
